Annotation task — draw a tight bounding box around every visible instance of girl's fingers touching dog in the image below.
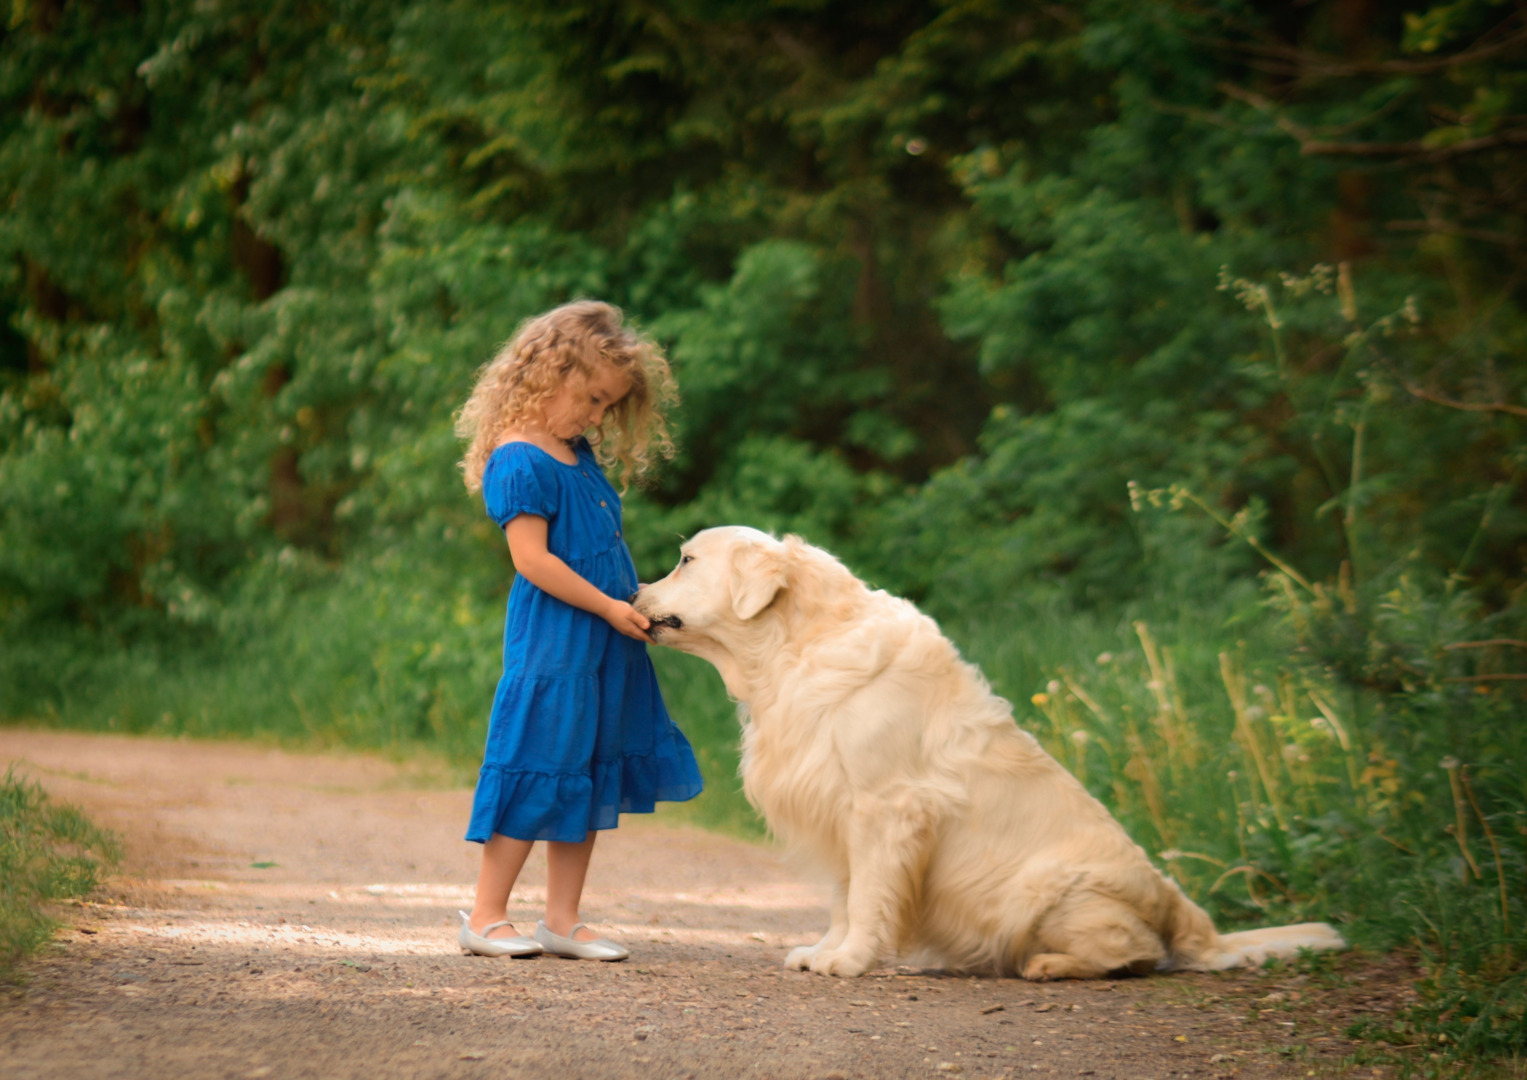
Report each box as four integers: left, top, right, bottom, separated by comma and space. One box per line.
605, 600, 654, 641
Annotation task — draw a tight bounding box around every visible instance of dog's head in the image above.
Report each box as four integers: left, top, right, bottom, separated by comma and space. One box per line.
633, 526, 793, 652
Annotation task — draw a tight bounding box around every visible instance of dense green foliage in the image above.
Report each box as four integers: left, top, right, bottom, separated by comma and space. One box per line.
2, 1, 1525, 1068
0, 768, 119, 981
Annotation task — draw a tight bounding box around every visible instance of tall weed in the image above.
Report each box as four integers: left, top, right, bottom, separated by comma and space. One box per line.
948, 577, 1525, 1070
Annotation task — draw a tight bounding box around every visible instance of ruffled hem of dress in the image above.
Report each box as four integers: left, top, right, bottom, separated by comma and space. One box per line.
464, 743, 704, 844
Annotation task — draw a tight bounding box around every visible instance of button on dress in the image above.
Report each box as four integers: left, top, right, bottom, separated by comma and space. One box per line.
465, 439, 703, 844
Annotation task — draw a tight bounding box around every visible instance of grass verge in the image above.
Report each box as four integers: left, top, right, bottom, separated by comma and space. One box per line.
0, 767, 120, 983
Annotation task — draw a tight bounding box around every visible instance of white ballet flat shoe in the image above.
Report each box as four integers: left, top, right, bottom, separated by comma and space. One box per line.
534, 920, 629, 961
458, 911, 542, 958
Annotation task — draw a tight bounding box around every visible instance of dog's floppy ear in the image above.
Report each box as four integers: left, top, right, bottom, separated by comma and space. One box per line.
730, 540, 788, 621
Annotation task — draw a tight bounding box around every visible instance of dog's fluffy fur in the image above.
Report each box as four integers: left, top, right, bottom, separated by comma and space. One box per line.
634, 526, 1344, 979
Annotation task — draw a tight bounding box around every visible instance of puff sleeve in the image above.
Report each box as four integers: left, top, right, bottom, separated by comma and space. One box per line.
482, 445, 558, 527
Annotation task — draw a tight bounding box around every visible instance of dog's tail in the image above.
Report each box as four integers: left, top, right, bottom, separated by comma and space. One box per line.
1162, 883, 1345, 971
1182, 922, 1347, 971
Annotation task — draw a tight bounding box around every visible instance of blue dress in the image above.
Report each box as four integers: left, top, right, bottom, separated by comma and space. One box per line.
465, 438, 703, 844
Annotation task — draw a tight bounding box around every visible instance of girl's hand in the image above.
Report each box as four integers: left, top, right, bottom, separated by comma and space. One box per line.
603, 599, 653, 642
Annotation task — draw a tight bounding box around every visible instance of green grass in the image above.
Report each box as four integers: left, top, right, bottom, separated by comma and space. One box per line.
0, 767, 119, 983
941, 588, 1527, 1076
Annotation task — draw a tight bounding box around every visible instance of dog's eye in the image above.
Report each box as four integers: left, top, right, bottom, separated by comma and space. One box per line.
679, 554, 694, 567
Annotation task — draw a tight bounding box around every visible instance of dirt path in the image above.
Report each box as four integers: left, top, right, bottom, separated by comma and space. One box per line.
2, 729, 1403, 1080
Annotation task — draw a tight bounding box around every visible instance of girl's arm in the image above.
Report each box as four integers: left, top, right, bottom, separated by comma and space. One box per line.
504, 514, 652, 641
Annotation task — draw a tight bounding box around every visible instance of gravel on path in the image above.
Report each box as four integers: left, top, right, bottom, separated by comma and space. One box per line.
2, 729, 1406, 1080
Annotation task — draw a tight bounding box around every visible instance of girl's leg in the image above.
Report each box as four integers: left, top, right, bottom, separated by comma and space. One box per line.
544, 832, 600, 941
469, 832, 535, 938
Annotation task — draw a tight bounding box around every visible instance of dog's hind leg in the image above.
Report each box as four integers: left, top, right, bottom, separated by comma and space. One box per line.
785, 882, 849, 971
1021, 893, 1166, 981
804, 792, 937, 977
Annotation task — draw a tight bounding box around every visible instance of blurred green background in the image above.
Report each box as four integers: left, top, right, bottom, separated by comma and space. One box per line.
2, 0, 1524, 1065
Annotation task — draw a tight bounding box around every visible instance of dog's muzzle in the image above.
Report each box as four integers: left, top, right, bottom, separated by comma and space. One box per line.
630, 591, 682, 634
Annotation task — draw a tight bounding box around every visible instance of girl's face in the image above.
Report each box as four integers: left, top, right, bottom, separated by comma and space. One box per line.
539, 364, 631, 441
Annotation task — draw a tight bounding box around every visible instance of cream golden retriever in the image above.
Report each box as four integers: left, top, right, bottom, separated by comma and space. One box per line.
633, 526, 1344, 979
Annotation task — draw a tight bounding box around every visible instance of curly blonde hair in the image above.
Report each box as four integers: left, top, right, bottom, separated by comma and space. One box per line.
456, 300, 677, 493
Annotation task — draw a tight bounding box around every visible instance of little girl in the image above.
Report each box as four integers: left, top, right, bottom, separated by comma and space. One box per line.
453, 299, 703, 961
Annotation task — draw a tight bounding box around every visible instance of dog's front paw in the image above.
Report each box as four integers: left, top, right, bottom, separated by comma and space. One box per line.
784, 945, 818, 971
1022, 952, 1088, 981
807, 945, 875, 977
